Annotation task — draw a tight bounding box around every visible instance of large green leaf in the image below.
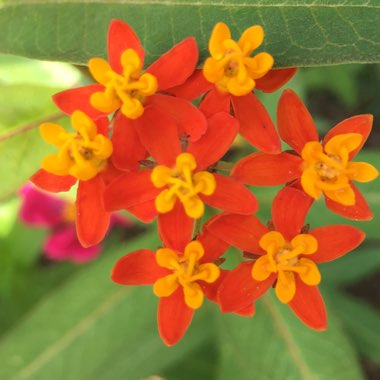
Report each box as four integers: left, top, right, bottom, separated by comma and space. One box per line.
0, 1, 379, 67
217, 292, 364, 380
0, 231, 213, 380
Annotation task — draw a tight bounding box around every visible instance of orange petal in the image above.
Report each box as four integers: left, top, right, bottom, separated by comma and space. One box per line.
272, 187, 313, 241
158, 287, 194, 346
288, 278, 327, 331
205, 212, 268, 254
232, 93, 281, 153
146, 37, 198, 91
277, 89, 318, 154
310, 225, 365, 263
323, 115, 373, 160
107, 19, 144, 73
198, 87, 231, 118
111, 249, 169, 285
232, 152, 302, 186
187, 112, 239, 170
158, 201, 194, 252
196, 230, 229, 263
30, 169, 76, 193
255, 67, 298, 93
53, 85, 105, 118
76, 176, 110, 247
202, 174, 258, 215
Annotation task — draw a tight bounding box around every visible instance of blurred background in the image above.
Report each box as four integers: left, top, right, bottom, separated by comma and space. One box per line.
0, 55, 379, 380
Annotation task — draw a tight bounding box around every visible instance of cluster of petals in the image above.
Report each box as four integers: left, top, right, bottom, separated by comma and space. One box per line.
29, 18, 378, 345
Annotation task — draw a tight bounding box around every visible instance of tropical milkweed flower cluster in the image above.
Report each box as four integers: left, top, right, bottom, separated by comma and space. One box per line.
31, 20, 378, 345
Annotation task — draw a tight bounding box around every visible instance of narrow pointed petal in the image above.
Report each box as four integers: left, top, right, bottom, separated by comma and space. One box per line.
158, 287, 194, 346
111, 112, 147, 171
30, 169, 76, 193
168, 69, 213, 100
310, 225, 365, 263
323, 115, 373, 159
277, 89, 318, 154
104, 170, 159, 211
255, 68, 298, 93
206, 213, 268, 254
135, 105, 181, 166
198, 87, 231, 118
288, 279, 327, 330
272, 187, 313, 240
218, 262, 275, 312
235, 304, 255, 317
107, 19, 144, 72
158, 201, 194, 252
202, 174, 258, 215
232, 93, 281, 153
146, 37, 198, 91
53, 85, 105, 118
325, 182, 373, 221
197, 230, 229, 263
76, 176, 110, 247
111, 249, 168, 285
187, 112, 239, 170
127, 199, 158, 223
148, 94, 207, 142
201, 269, 227, 304
232, 152, 302, 186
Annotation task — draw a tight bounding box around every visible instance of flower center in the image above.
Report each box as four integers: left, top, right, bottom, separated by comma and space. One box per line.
40, 111, 113, 181
89, 49, 157, 119
251, 231, 321, 303
153, 241, 220, 309
151, 153, 216, 219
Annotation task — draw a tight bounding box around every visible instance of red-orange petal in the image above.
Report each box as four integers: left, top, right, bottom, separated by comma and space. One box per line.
272, 187, 313, 241
146, 37, 198, 91
218, 262, 275, 313
310, 225, 365, 263
168, 69, 213, 100
325, 182, 373, 221
148, 94, 207, 142
104, 170, 159, 211
95, 117, 110, 137
323, 114, 373, 159
107, 19, 144, 73
288, 278, 327, 330
111, 112, 147, 171
201, 269, 227, 304
30, 169, 76, 193
158, 287, 194, 346
135, 105, 181, 166
158, 201, 194, 252
202, 174, 258, 215
232, 152, 302, 186
111, 249, 169, 285
198, 87, 231, 118
53, 85, 105, 118
255, 67, 298, 93
197, 230, 229, 263
187, 112, 239, 170
232, 92, 281, 154
127, 199, 158, 223
235, 303, 255, 317
76, 176, 110, 247
206, 212, 268, 254
277, 89, 318, 154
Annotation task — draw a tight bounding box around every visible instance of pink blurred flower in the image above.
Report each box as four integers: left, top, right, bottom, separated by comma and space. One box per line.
19, 184, 131, 263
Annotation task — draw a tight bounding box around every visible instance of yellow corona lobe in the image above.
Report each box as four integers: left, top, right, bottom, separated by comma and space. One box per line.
203, 22, 274, 96
89, 49, 157, 119
252, 231, 320, 303
301, 133, 379, 206
151, 153, 216, 219
153, 241, 220, 309
40, 110, 113, 181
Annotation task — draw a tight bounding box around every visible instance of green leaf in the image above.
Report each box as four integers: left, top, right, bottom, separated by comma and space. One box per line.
0, 1, 379, 67
0, 230, 212, 380
217, 293, 364, 380
330, 291, 380, 365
